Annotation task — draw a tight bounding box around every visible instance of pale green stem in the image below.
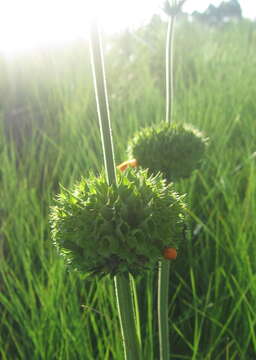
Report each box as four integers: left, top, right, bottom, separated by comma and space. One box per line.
114, 274, 141, 360
89, 21, 141, 360
89, 20, 116, 185
159, 9, 177, 360
130, 274, 142, 348
158, 260, 171, 360
165, 15, 176, 124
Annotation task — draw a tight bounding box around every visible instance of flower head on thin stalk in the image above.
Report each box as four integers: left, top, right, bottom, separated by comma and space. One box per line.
128, 122, 208, 182
50, 168, 186, 277
163, 0, 187, 17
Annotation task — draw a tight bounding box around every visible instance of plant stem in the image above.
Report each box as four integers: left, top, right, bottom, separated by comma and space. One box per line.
158, 260, 171, 360
114, 274, 141, 360
130, 274, 142, 348
165, 15, 176, 124
89, 21, 141, 360
160, 6, 177, 358
89, 21, 116, 185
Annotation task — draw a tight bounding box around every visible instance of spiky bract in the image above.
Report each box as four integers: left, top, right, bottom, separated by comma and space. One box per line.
50, 169, 186, 277
128, 122, 207, 182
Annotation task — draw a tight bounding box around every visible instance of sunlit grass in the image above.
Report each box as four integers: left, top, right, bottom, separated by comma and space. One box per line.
0, 19, 256, 358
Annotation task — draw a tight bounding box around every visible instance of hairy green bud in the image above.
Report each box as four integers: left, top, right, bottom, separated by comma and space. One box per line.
128, 122, 207, 182
50, 169, 186, 277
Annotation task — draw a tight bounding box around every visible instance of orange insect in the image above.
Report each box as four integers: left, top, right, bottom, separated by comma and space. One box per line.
117, 159, 138, 172
163, 247, 177, 260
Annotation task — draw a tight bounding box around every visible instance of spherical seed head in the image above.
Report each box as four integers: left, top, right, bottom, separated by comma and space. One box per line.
50, 169, 186, 277
128, 122, 208, 182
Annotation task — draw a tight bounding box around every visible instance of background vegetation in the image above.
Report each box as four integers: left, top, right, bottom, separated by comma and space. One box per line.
0, 15, 256, 359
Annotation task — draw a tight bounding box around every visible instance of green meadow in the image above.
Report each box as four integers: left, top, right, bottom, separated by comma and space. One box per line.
0, 18, 256, 359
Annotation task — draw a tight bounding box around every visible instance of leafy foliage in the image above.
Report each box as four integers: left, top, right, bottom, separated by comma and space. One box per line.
50, 169, 186, 277
128, 122, 207, 182
192, 0, 242, 25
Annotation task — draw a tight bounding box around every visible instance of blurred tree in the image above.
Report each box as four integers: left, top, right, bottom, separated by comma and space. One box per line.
218, 0, 242, 21
192, 0, 242, 25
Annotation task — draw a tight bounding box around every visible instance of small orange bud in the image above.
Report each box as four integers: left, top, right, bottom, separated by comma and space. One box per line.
117, 159, 138, 172
163, 247, 177, 260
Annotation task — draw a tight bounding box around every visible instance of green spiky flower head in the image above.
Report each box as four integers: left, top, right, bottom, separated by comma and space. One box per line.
128, 122, 207, 182
50, 169, 186, 277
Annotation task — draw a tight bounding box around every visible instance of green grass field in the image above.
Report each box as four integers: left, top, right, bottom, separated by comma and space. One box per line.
0, 18, 256, 359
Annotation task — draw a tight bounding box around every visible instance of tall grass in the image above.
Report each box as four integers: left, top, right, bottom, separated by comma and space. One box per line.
0, 19, 256, 358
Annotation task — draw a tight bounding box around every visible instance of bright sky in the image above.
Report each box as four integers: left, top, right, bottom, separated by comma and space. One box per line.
0, 0, 255, 56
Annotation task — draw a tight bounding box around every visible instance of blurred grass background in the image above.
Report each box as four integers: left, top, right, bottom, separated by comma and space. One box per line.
0, 17, 256, 359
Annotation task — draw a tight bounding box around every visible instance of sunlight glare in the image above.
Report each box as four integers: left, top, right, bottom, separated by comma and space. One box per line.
0, 0, 160, 56
1, 0, 253, 56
